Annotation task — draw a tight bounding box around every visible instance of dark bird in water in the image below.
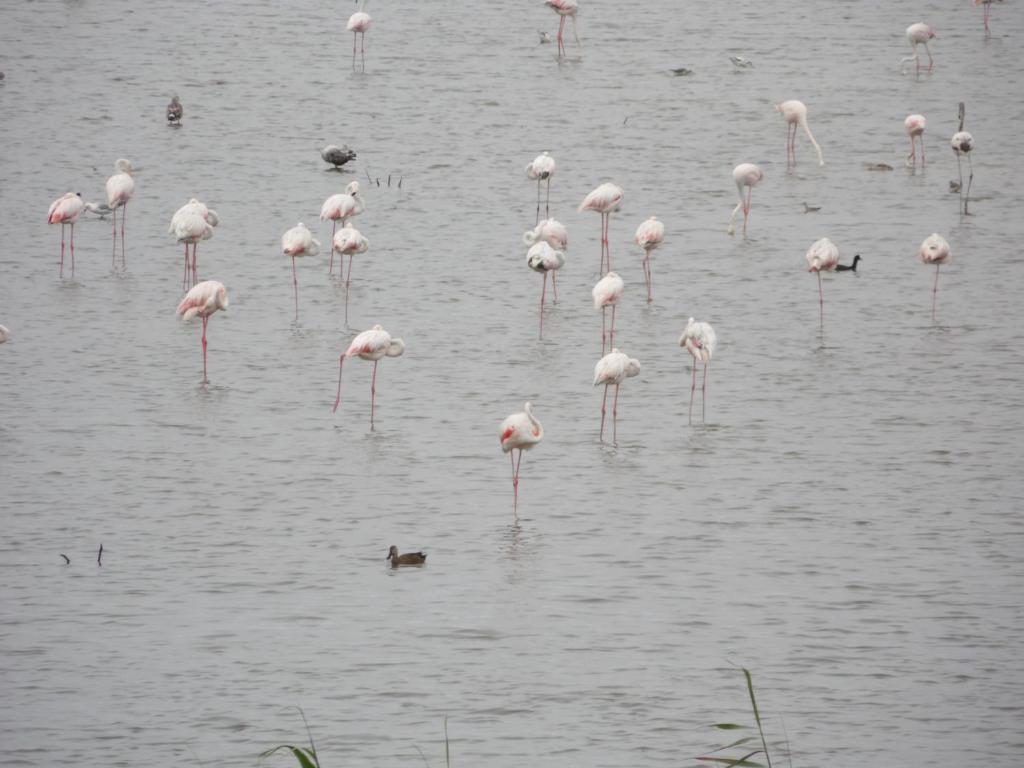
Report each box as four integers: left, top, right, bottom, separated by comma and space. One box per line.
835, 254, 862, 273
387, 545, 426, 566
167, 94, 183, 126
97, 543, 103, 566
539, 30, 552, 44
864, 163, 894, 171
671, 67, 693, 76
321, 144, 357, 170
802, 202, 821, 213
60, 554, 70, 565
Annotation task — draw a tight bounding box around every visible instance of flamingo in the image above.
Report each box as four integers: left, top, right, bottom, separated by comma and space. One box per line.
633, 216, 664, 302
974, 0, 1003, 34
347, 0, 372, 70
166, 94, 183, 126
105, 159, 135, 265
526, 151, 556, 224
333, 222, 370, 324
545, 0, 579, 58
47, 192, 85, 278
727, 163, 763, 237
679, 318, 717, 425
500, 401, 543, 515
527, 241, 566, 340
919, 233, 951, 320
776, 100, 824, 167
805, 237, 840, 327
579, 182, 623, 275
592, 271, 624, 355
952, 103, 974, 215
593, 348, 641, 444
901, 23, 936, 74
0, 325, 9, 344
176, 280, 229, 384
281, 223, 321, 322
523, 218, 568, 251
320, 181, 364, 273
169, 198, 219, 288
904, 114, 927, 168
333, 324, 405, 428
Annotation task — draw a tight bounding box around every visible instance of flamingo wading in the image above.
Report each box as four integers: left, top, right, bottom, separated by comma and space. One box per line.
545, 0, 579, 58
333, 324, 405, 428
281, 223, 321, 322
680, 317, 717, 425
176, 280, 229, 384
776, 100, 824, 167
47, 192, 85, 278
905, 114, 927, 169
500, 402, 544, 515
592, 271, 624, 355
633, 216, 664, 302
527, 241, 566, 339
593, 348, 641, 444
579, 182, 623, 275
919, 233, 951, 320
105, 159, 135, 266
526, 151, 556, 224
727, 163, 763, 237
320, 181, 364, 274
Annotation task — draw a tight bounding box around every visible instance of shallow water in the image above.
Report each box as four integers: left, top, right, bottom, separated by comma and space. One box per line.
2, 0, 1024, 766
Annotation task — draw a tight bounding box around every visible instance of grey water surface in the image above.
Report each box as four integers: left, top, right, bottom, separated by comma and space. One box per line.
2, 0, 1023, 766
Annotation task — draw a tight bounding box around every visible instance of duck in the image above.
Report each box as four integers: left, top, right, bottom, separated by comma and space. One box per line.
387, 546, 426, 566
835, 254, 861, 273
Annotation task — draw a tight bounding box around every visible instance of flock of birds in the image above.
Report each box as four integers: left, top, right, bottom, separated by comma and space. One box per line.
3, 0, 998, 528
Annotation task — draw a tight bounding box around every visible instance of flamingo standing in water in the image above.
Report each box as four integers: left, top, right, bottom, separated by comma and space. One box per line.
169, 198, 219, 288
919, 233, 951, 320
282, 223, 321, 322
47, 192, 84, 278
320, 181, 364, 273
545, 0, 579, 58
901, 23, 937, 73
527, 241, 566, 340
579, 182, 623, 275
333, 324, 405, 429
500, 401, 544, 515
593, 348, 641, 444
105, 159, 135, 265
526, 151, 556, 224
523, 218, 568, 251
952, 103, 974, 215
176, 280, 229, 384
974, 0, 1002, 34
905, 114, 927, 168
679, 317, 717, 425
592, 271, 624, 354
806, 237, 840, 327
776, 100, 824, 167
347, 0, 372, 70
727, 163, 763, 236
633, 216, 664, 302
333, 222, 370, 324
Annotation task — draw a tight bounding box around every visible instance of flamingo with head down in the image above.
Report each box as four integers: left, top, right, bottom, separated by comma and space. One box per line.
333, 324, 405, 428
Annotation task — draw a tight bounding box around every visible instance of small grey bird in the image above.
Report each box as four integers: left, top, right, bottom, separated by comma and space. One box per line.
802, 202, 821, 213
671, 67, 693, 76
539, 30, 552, 44
949, 180, 962, 193
729, 55, 753, 68
166, 94, 183, 126
321, 144, 357, 170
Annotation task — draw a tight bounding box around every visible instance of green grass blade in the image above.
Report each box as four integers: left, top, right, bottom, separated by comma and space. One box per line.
712, 723, 748, 730
742, 668, 772, 768
444, 715, 450, 768
696, 751, 765, 768
258, 745, 318, 768
704, 737, 756, 754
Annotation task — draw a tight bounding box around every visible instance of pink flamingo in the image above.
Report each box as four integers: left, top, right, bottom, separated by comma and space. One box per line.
527, 241, 566, 340
333, 324, 405, 428
952, 103, 974, 215
333, 221, 370, 324
776, 100, 824, 167
347, 0, 372, 70
523, 218, 568, 252
320, 181, 364, 274
281, 223, 321, 322
176, 280, 229, 384
47, 192, 84, 278
500, 402, 544, 516
974, 0, 1002, 34
526, 151, 556, 224
679, 317, 717, 425
904, 114, 927, 168
169, 198, 219, 288
105, 159, 135, 265
727, 163, 763, 237
593, 348, 641, 444
592, 271, 624, 354
579, 182, 623, 275
806, 237, 840, 327
901, 23, 937, 73
633, 216, 664, 302
545, 0, 579, 58
919, 233, 951, 320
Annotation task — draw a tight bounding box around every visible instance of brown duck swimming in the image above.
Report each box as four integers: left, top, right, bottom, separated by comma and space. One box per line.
387, 546, 426, 566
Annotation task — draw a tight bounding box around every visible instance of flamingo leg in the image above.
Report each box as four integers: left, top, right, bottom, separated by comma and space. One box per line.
201, 315, 209, 384
552, 269, 558, 303
192, 242, 199, 284
345, 253, 355, 325
535, 178, 541, 225
984, 2, 990, 33
333, 355, 346, 413
601, 305, 607, 355
59, 222, 65, 277
514, 449, 523, 514
111, 207, 117, 265
932, 263, 940, 321
370, 359, 378, 429
511, 450, 518, 512
612, 383, 620, 444
644, 254, 653, 302
920, 134, 926, 167
702, 363, 709, 422
689, 362, 696, 425
600, 383, 609, 441
539, 271, 547, 340
361, 31, 366, 70
545, 177, 551, 220
957, 154, 964, 213
610, 303, 616, 349
964, 153, 974, 215
121, 203, 126, 264
352, 31, 357, 68
817, 271, 824, 327
183, 243, 190, 288
924, 41, 933, 71
69, 222, 76, 276
557, 15, 566, 57
292, 255, 299, 323
743, 185, 752, 236
604, 212, 612, 272
907, 136, 916, 167
329, 220, 337, 273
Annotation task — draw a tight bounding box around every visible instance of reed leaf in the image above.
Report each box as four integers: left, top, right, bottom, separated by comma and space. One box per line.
258, 745, 319, 768
742, 668, 772, 768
